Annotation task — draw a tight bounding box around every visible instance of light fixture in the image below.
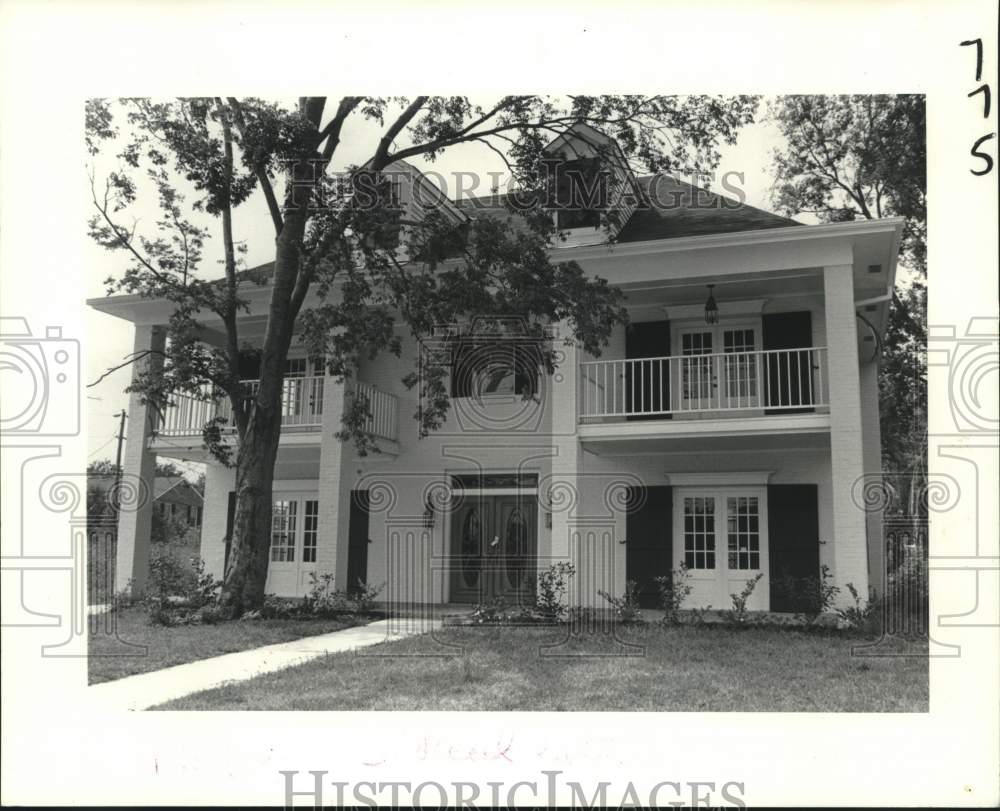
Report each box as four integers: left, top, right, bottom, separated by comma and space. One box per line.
704, 284, 719, 325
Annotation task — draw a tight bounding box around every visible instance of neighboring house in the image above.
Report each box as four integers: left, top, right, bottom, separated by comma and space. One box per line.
89, 122, 901, 611
89, 474, 204, 537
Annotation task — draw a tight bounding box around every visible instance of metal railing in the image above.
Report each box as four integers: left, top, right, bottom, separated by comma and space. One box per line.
579, 347, 827, 420
156, 376, 399, 442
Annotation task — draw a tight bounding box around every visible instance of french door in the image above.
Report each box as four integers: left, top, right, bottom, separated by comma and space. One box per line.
673, 489, 769, 610
676, 324, 762, 412
449, 494, 537, 605
266, 493, 320, 596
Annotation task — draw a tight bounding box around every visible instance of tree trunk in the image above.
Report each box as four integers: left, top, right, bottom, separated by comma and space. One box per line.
217, 222, 308, 615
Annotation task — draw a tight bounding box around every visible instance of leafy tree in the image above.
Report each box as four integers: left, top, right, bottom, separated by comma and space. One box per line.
87, 95, 758, 614
87, 459, 119, 476
768, 95, 926, 521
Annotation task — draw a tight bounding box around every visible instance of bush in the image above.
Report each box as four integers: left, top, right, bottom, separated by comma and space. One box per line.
469, 596, 513, 625
836, 582, 881, 636
721, 572, 765, 626
142, 552, 221, 625
597, 580, 646, 624
772, 564, 840, 625
654, 563, 693, 625
534, 562, 576, 623
299, 572, 384, 618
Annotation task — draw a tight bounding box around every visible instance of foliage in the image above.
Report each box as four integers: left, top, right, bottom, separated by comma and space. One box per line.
721, 572, 765, 626
468, 596, 514, 626
768, 95, 927, 516
298, 572, 384, 618
87, 459, 121, 476
836, 583, 881, 636
772, 564, 840, 625
654, 562, 693, 625
597, 580, 646, 624
534, 562, 576, 622
142, 553, 221, 626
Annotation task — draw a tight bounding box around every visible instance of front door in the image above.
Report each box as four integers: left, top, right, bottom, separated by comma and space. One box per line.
265, 494, 319, 596
673, 489, 769, 610
449, 494, 537, 605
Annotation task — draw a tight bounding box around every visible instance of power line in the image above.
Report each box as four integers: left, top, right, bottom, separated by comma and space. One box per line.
88, 433, 118, 458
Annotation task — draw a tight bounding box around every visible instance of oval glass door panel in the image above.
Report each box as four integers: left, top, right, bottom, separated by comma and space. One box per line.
461, 507, 481, 588
505, 508, 528, 589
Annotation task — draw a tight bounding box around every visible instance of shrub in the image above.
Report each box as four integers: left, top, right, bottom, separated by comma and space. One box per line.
721, 572, 765, 626
654, 563, 693, 625
836, 582, 881, 636
597, 580, 646, 624
348, 580, 384, 614
299, 573, 384, 618
469, 596, 512, 625
772, 564, 840, 625
534, 562, 576, 623
142, 551, 220, 625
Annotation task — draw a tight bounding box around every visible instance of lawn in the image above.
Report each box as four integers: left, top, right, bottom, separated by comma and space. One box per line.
156, 624, 929, 711
88, 607, 373, 684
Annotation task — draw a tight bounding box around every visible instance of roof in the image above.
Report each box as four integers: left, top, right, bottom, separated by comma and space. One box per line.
88, 474, 204, 504
452, 173, 799, 243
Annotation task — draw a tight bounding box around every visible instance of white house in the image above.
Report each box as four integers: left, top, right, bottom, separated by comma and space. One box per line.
89, 123, 902, 612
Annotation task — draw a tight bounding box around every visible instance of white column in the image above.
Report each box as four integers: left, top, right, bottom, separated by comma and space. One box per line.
200, 462, 236, 581
548, 325, 581, 604
115, 324, 165, 594
823, 265, 869, 605
316, 374, 352, 589
860, 357, 885, 596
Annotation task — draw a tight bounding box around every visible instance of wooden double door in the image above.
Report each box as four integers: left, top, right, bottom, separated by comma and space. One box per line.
449, 495, 537, 605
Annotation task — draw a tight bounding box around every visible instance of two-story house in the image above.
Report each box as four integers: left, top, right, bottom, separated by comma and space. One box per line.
89, 123, 901, 612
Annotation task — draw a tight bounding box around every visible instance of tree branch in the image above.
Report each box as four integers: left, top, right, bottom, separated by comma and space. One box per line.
226, 97, 284, 235
372, 96, 429, 169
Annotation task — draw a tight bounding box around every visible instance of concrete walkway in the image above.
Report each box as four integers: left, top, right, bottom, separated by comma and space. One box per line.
87, 616, 440, 711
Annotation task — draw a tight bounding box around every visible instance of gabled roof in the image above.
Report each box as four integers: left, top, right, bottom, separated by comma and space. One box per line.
88, 474, 204, 504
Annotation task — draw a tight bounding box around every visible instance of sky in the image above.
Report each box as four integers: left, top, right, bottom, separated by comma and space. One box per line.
84, 97, 795, 472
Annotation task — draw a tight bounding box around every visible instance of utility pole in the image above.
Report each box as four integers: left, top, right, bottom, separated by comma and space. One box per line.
113, 410, 127, 496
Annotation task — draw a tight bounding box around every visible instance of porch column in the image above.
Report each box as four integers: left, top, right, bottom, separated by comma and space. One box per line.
115, 324, 165, 594
548, 325, 581, 603
200, 462, 236, 581
823, 265, 869, 604
316, 374, 352, 589
859, 357, 885, 596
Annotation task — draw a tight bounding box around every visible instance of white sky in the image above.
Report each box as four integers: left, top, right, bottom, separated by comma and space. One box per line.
85, 99, 795, 466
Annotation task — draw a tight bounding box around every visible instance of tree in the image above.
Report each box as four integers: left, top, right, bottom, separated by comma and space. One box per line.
87, 95, 758, 614
768, 95, 927, 522
87, 458, 119, 476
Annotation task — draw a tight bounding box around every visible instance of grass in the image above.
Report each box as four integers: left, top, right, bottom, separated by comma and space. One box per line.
88, 607, 373, 684
156, 623, 929, 711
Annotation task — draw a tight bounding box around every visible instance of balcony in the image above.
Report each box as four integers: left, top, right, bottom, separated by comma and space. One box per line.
155, 376, 399, 442
579, 347, 828, 422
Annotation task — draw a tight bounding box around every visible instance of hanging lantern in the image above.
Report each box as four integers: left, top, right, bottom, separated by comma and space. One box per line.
704, 284, 719, 325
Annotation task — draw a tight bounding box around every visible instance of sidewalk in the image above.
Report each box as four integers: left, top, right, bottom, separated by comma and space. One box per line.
87, 616, 440, 710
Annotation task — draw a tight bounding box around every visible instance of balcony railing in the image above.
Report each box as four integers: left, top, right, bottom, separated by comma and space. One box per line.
155, 376, 399, 442
354, 381, 399, 442
579, 347, 827, 420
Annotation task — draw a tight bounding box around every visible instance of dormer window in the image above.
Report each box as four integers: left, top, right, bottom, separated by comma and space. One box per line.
547, 156, 609, 231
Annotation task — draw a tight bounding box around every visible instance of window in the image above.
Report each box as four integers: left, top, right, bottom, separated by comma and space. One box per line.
196, 506, 203, 527
270, 500, 298, 562
683, 496, 716, 569
726, 496, 760, 570
186, 505, 195, 526
302, 500, 319, 563
450, 337, 539, 399
722, 329, 758, 400
547, 157, 608, 230
681, 331, 714, 402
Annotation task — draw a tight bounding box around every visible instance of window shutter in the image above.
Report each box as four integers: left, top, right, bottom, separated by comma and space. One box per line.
767, 484, 820, 612
762, 311, 814, 413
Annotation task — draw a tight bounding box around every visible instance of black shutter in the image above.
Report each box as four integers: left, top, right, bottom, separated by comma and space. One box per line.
625, 320, 671, 421
762, 311, 814, 414
625, 485, 673, 608
223, 491, 236, 574
767, 484, 820, 612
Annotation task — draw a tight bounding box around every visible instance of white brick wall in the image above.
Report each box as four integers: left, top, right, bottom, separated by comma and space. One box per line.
823, 264, 870, 605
